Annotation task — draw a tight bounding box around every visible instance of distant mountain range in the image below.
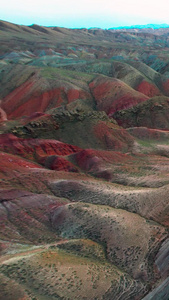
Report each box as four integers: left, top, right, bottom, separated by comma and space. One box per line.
110, 23, 169, 30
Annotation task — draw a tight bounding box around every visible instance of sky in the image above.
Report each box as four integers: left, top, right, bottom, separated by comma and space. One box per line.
1, 0, 169, 28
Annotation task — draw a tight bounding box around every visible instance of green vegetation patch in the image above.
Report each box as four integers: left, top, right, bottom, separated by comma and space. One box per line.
0, 246, 146, 300
40, 67, 95, 83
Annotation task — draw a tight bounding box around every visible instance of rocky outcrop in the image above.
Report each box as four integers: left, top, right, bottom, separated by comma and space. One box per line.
113, 96, 169, 129
7, 109, 134, 151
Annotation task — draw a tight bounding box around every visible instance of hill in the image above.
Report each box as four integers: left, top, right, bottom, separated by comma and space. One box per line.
0, 20, 169, 300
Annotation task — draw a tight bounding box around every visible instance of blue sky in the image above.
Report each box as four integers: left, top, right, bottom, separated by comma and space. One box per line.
1, 0, 169, 28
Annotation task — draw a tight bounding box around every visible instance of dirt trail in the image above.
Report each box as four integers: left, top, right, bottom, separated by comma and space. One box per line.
0, 240, 68, 265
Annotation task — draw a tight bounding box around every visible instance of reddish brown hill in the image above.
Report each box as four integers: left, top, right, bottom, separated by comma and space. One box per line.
93, 120, 134, 150
0, 188, 68, 244
135, 80, 162, 97
0, 134, 81, 160
0, 151, 42, 179
113, 60, 163, 97
75, 149, 130, 171
42, 155, 79, 172
1, 64, 155, 122
1, 77, 92, 120
0, 133, 81, 173
74, 149, 131, 180
89, 76, 149, 115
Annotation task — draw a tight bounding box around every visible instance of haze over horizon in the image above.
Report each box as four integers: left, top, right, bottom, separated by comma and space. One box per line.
2, 0, 169, 29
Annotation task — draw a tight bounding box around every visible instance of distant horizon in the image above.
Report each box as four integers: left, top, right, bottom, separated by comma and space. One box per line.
1, 18, 169, 30
2, 0, 169, 30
